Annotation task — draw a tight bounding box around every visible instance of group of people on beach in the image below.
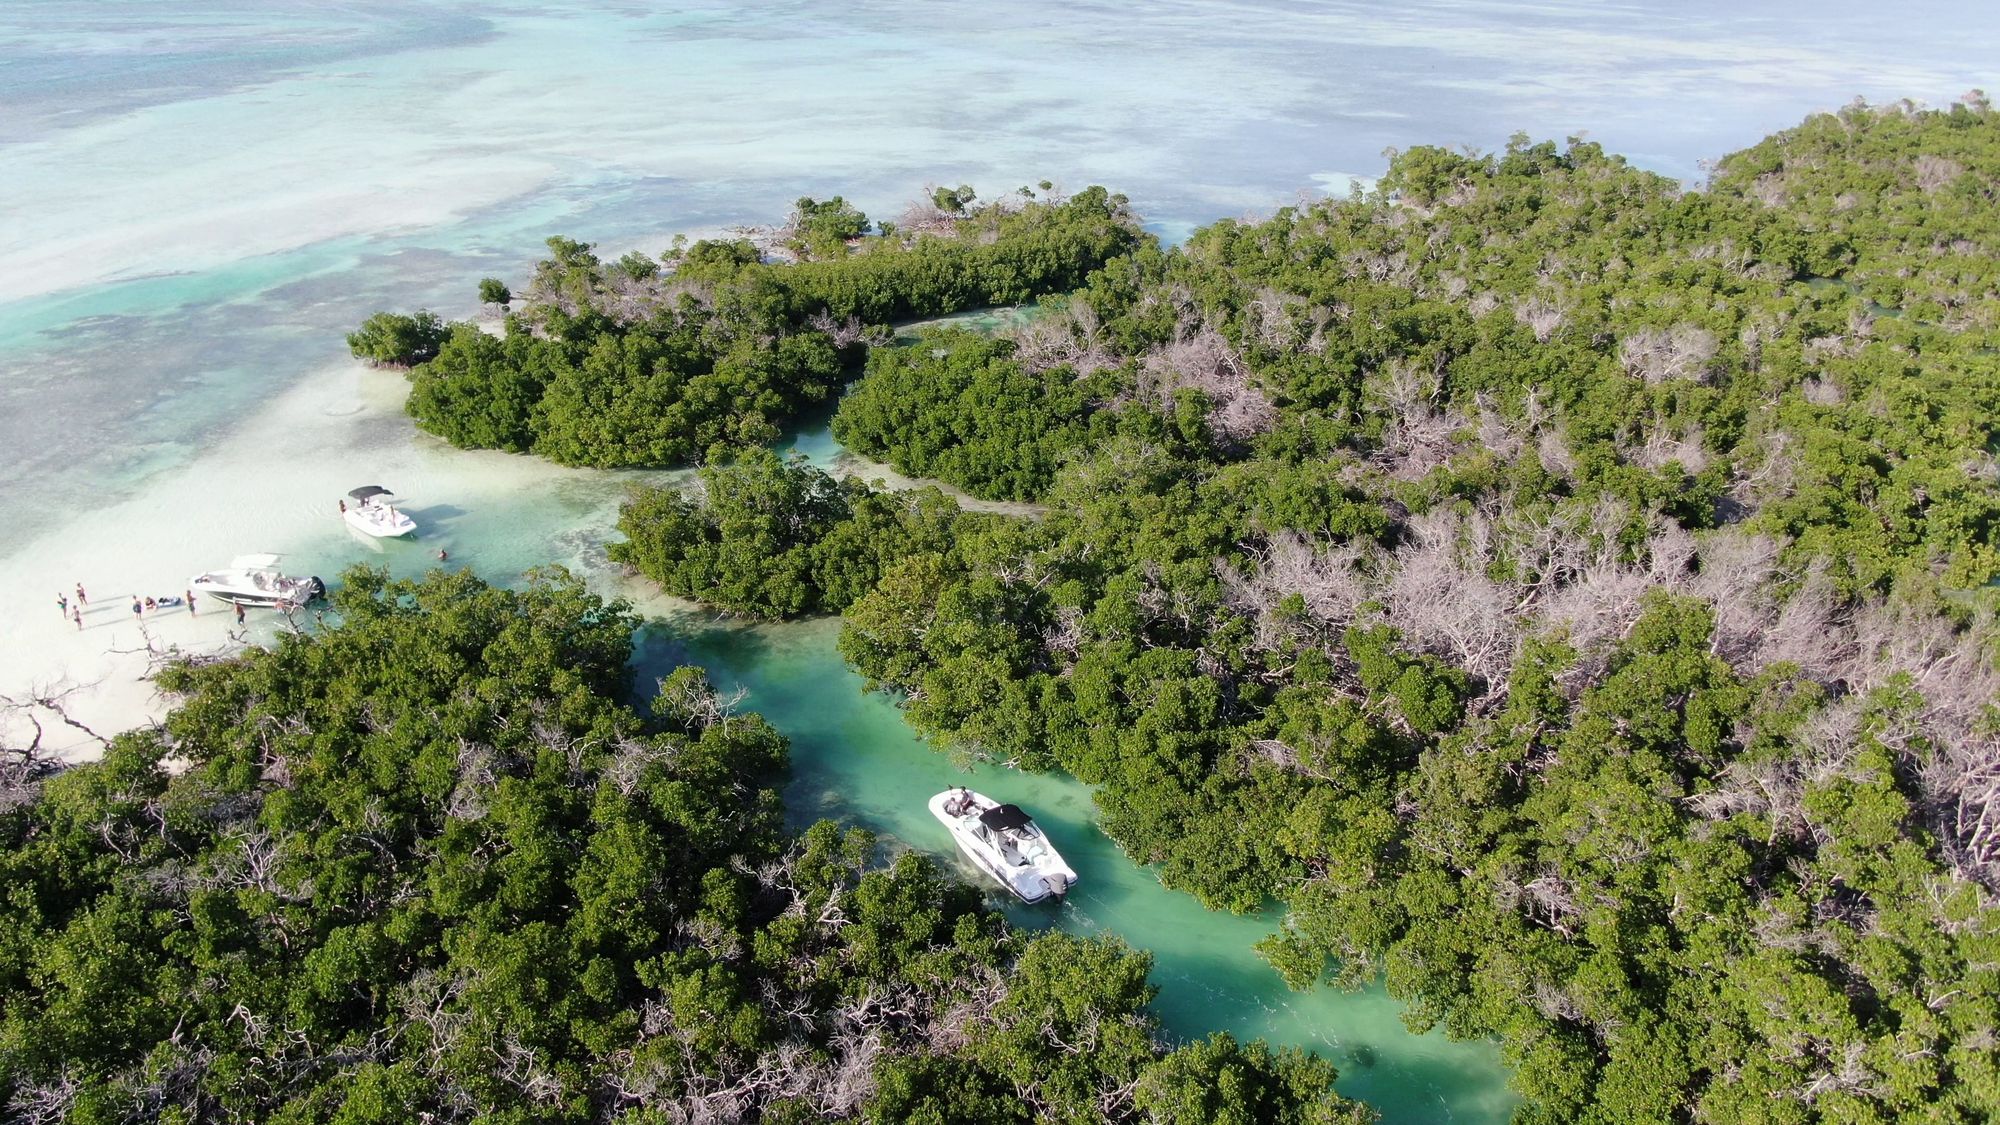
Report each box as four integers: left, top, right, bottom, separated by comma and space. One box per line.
60, 581, 236, 629
55, 583, 91, 630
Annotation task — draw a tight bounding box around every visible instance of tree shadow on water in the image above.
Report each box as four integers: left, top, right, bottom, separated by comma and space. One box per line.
626, 615, 780, 704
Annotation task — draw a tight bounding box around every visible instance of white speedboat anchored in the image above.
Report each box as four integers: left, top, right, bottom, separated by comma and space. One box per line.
929, 788, 1077, 903
189, 554, 326, 609
343, 485, 417, 538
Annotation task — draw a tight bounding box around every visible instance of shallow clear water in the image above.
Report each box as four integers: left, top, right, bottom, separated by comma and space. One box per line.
6, 0, 1998, 539
640, 614, 1516, 1121
8, 2, 2000, 1119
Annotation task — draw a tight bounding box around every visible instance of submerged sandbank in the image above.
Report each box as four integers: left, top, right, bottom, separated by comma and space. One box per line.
0, 349, 1027, 760
0, 360, 686, 758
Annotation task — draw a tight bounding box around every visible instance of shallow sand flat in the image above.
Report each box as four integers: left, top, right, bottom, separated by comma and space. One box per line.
0, 351, 957, 762
7, 0, 1997, 307
0, 360, 686, 760
7, 1, 1997, 558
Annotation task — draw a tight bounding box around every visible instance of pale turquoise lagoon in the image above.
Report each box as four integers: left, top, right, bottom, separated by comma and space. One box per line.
5, 2, 1999, 1119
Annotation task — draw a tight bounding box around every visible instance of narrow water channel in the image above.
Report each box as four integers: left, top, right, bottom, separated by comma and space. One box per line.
637, 614, 1517, 1123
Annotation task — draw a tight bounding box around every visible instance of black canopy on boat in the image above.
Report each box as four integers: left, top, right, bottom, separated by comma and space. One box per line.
978, 804, 1033, 832
347, 485, 393, 501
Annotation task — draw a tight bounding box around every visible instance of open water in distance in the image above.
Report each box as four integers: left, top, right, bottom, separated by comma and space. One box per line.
6, 0, 1998, 543
7, 2, 2000, 1120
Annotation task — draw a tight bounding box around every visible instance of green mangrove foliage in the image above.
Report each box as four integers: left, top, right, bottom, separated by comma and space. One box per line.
0, 567, 1364, 1124
832, 326, 1122, 501
352, 187, 1145, 469
1711, 95, 2000, 319
610, 450, 966, 620
346, 309, 451, 368
619, 103, 2000, 1123
329, 97, 2000, 1124
786, 195, 872, 258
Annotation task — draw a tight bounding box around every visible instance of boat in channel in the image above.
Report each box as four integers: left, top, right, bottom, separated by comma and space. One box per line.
928, 788, 1077, 904
189, 554, 326, 609
342, 485, 417, 538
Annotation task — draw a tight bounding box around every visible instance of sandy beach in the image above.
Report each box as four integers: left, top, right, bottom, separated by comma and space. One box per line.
0, 359, 682, 760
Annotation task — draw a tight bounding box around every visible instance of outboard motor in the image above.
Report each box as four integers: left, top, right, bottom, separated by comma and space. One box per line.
284, 576, 328, 612
1042, 873, 1069, 900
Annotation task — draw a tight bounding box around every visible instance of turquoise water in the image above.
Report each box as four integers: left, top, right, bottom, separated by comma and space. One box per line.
80, 408, 1520, 1119
639, 615, 1516, 1122
9, 3, 2000, 1120
6, 1, 1997, 536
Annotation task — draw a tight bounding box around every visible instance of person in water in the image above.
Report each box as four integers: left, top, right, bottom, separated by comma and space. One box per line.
437, 548, 448, 561
72, 608, 82, 631
144, 596, 157, 611
131, 597, 143, 618
186, 589, 196, 614
56, 592, 67, 618
339, 499, 346, 513
234, 602, 246, 625
75, 583, 87, 606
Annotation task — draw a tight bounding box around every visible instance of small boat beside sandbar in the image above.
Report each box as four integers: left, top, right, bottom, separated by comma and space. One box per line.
928, 788, 1077, 903
342, 485, 417, 538
189, 554, 326, 609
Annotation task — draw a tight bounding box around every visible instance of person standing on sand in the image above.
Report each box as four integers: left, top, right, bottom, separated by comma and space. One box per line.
75, 583, 87, 606
57, 592, 68, 617
72, 608, 82, 631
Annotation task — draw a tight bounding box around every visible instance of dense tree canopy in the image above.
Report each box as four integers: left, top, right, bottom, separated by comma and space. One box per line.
610, 450, 969, 621
346, 310, 451, 368
363, 187, 1146, 469
786, 196, 872, 258
0, 568, 1362, 1123
832, 326, 1121, 501
625, 101, 2000, 1123
1711, 94, 2000, 318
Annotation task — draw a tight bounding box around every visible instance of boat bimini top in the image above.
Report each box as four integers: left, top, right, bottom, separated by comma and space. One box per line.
978, 804, 1035, 832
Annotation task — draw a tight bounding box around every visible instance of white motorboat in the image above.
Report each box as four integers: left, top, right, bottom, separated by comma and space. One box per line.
189, 554, 326, 609
928, 788, 1077, 903
343, 485, 417, 538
